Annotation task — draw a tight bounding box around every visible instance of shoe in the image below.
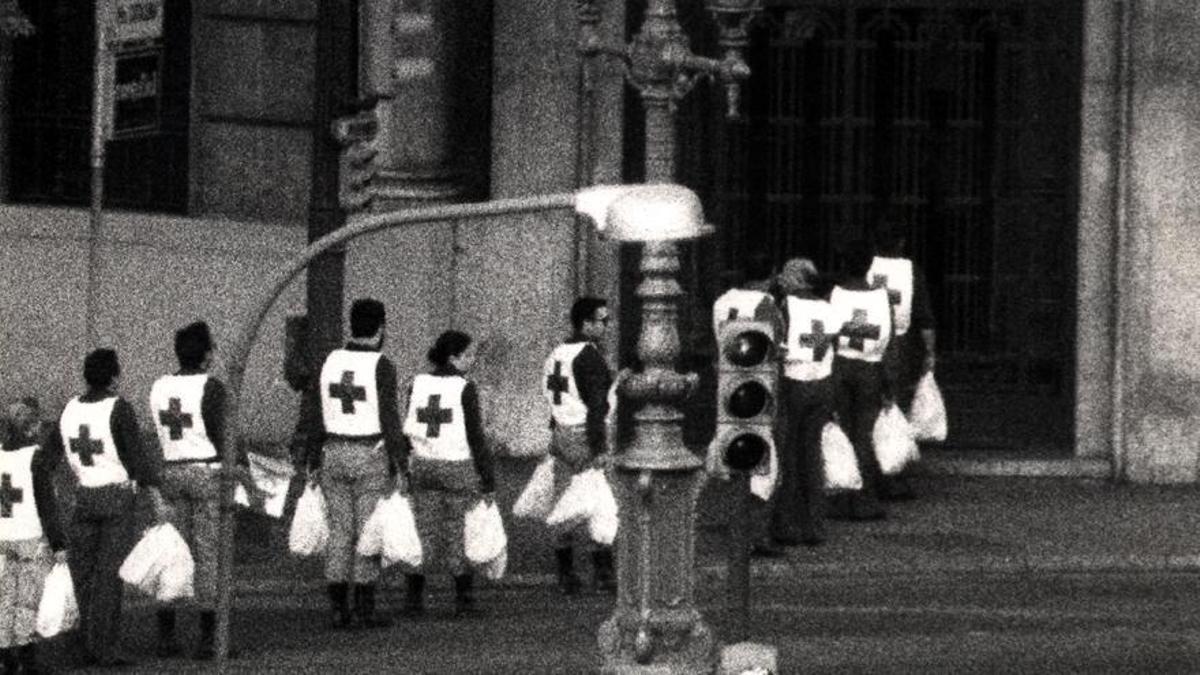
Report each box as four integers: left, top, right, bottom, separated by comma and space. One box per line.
155, 609, 182, 658
354, 584, 393, 628
554, 548, 582, 596
801, 534, 827, 547
327, 582, 353, 629
750, 540, 786, 558
402, 574, 426, 618
770, 532, 805, 547
591, 549, 617, 594
453, 575, 480, 618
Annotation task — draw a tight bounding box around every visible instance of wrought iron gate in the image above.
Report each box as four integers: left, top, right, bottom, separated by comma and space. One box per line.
715, 2, 1081, 450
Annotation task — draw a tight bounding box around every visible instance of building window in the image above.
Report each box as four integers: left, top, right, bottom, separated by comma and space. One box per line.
8, 0, 190, 213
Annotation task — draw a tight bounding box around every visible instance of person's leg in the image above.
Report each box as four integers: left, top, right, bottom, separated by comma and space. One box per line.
770, 379, 805, 543
796, 379, 832, 543
350, 444, 390, 628
88, 488, 138, 665
850, 363, 886, 518
321, 444, 354, 628
192, 476, 224, 657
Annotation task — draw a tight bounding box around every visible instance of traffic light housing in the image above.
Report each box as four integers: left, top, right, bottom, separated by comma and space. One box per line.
710, 318, 777, 475
337, 139, 379, 213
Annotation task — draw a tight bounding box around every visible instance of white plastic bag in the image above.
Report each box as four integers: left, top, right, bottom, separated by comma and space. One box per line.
821, 422, 862, 491
513, 455, 556, 520
546, 469, 619, 545
233, 452, 294, 518
464, 500, 508, 581
288, 484, 329, 557
873, 404, 920, 475
119, 523, 194, 601
749, 444, 778, 502
358, 492, 423, 569
36, 561, 78, 638
908, 372, 948, 442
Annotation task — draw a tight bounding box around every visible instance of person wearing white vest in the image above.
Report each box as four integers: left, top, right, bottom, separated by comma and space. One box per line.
829, 242, 896, 521
402, 330, 495, 618
148, 321, 241, 660
710, 252, 788, 559
542, 297, 618, 595
0, 399, 68, 673
773, 258, 835, 547
42, 348, 169, 668
298, 298, 404, 629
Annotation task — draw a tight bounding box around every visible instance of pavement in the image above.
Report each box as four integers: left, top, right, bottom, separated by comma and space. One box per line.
230, 455, 1200, 594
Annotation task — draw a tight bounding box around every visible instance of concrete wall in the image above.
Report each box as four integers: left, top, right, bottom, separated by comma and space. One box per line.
0, 206, 307, 445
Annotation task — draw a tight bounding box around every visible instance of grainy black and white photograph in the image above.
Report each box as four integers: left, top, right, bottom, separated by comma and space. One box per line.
0, 0, 1197, 673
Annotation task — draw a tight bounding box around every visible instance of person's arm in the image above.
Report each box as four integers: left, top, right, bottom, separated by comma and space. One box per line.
911, 266, 937, 373
573, 345, 613, 457
111, 398, 160, 488
376, 357, 410, 477
32, 445, 67, 551
296, 375, 326, 475
201, 377, 238, 464
461, 381, 495, 494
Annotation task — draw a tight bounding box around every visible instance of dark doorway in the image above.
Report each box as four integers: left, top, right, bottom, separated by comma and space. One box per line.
708, 2, 1082, 453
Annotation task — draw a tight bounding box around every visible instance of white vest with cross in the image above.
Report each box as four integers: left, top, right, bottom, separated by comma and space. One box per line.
830, 286, 892, 363
150, 373, 217, 463
543, 342, 589, 427
60, 396, 130, 488
712, 288, 773, 342
868, 256, 914, 336
0, 444, 41, 542
320, 349, 382, 436
783, 296, 836, 381
403, 373, 469, 462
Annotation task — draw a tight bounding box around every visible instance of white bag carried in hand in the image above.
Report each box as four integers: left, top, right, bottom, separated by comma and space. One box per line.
464, 500, 508, 580
749, 443, 779, 502
821, 422, 862, 491
513, 455, 557, 520
357, 492, 423, 569
908, 372, 948, 442
233, 452, 295, 518
36, 561, 78, 638
119, 523, 195, 602
288, 484, 329, 557
546, 468, 619, 546
873, 403, 920, 475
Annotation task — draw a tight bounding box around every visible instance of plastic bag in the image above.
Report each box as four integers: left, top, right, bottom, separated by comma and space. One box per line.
821, 422, 862, 491
358, 492, 423, 569
749, 443, 779, 502
36, 561, 78, 638
464, 500, 508, 580
119, 523, 195, 601
546, 469, 619, 546
233, 452, 294, 518
908, 372, 948, 442
873, 404, 920, 475
513, 455, 556, 520
288, 484, 329, 557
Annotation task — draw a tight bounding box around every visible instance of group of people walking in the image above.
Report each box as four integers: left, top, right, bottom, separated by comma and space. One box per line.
713, 227, 937, 556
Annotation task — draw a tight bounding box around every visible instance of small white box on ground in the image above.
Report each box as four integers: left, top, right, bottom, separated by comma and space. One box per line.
720, 641, 779, 674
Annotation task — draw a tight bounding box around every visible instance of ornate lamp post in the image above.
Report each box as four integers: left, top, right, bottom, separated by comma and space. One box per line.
577, 1, 761, 672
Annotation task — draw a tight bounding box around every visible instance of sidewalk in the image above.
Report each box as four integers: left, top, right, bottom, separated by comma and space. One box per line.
232, 457, 1200, 595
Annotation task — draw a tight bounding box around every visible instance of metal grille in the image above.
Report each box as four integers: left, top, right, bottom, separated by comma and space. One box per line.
720, 3, 1078, 397
8, 0, 191, 213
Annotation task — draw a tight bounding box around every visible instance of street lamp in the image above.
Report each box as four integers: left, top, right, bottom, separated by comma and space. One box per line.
577, 1, 761, 672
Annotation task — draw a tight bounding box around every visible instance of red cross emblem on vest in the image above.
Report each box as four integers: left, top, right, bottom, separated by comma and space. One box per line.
329, 370, 367, 414
158, 397, 193, 440
798, 319, 832, 361
840, 309, 881, 351
0, 473, 23, 518
69, 424, 105, 467
871, 274, 902, 306
547, 361, 570, 405
416, 394, 453, 438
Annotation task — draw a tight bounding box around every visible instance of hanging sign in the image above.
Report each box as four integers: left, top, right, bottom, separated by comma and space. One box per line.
111, 46, 162, 138
113, 0, 164, 44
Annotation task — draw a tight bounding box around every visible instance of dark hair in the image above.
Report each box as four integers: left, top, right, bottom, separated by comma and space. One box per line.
174, 321, 213, 369
872, 223, 908, 256
842, 240, 875, 279
349, 298, 386, 338
427, 330, 472, 367
83, 348, 120, 389
570, 297, 607, 333
742, 250, 775, 283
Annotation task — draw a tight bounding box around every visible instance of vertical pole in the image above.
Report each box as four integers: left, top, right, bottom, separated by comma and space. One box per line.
88, 0, 112, 348
727, 472, 751, 644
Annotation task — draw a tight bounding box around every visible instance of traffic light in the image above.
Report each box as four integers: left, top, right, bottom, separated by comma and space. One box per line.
337, 139, 378, 213
710, 318, 777, 475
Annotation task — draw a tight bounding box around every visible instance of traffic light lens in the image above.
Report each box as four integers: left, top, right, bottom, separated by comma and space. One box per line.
727, 381, 769, 418
725, 433, 768, 472
725, 331, 771, 367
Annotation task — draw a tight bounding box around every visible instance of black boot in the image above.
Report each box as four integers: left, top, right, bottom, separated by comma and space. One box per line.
155, 608, 182, 658
453, 574, 478, 618
353, 584, 393, 628
0, 648, 15, 675
402, 574, 426, 617
554, 548, 581, 596
591, 549, 616, 594
15, 644, 38, 675
327, 582, 353, 629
